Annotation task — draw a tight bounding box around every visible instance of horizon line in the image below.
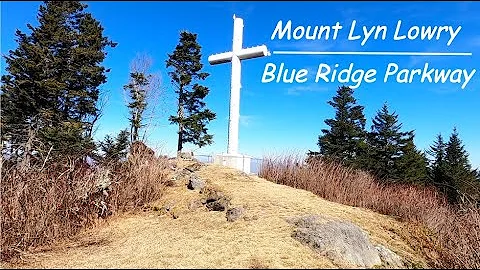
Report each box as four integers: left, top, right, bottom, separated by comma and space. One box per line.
272, 51, 473, 56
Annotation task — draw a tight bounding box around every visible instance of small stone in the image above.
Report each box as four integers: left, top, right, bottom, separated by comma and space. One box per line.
199, 186, 231, 211
187, 174, 205, 190
186, 162, 203, 172
164, 201, 175, 211
179, 151, 194, 160
226, 207, 245, 222
205, 197, 230, 211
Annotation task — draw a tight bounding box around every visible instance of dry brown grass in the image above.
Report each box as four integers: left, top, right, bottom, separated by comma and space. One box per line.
248, 257, 270, 269
259, 154, 480, 268
1, 150, 170, 264
4, 161, 428, 269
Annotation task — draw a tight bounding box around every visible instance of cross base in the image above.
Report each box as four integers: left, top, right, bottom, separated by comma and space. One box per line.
213, 153, 252, 174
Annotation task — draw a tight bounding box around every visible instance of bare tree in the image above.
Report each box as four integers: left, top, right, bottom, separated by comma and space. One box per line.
123, 53, 165, 143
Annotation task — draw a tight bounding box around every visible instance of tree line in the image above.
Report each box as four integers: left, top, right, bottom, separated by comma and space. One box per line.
1, 1, 216, 167
309, 86, 480, 205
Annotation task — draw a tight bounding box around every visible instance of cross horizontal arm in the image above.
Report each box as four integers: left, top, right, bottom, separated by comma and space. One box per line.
208, 45, 270, 66
237, 45, 270, 60
208, 51, 234, 65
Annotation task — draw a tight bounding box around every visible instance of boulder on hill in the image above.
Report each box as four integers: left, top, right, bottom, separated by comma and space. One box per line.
288, 215, 383, 268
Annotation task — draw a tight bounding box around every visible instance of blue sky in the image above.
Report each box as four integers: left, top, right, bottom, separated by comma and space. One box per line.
2, 1, 479, 168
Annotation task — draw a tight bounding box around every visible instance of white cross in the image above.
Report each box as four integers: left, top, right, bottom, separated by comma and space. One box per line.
208, 14, 270, 155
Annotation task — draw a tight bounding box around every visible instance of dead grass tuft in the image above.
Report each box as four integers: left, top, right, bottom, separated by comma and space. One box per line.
248, 257, 270, 269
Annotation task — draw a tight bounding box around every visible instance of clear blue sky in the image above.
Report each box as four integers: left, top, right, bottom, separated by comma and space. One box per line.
2, 1, 479, 168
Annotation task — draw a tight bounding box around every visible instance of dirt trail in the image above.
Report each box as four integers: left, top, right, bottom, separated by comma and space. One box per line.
7, 162, 427, 269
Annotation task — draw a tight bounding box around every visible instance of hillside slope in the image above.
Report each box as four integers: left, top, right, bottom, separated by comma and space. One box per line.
7, 162, 427, 268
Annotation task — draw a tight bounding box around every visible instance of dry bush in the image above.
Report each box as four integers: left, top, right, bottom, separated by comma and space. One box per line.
259, 154, 480, 268
108, 148, 169, 212
1, 148, 169, 262
1, 159, 99, 261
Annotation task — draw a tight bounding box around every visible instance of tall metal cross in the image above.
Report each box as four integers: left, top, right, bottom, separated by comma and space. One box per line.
208, 14, 270, 155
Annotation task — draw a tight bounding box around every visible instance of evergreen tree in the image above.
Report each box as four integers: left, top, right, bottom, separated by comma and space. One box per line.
1, 1, 116, 161
99, 129, 130, 163
397, 138, 429, 184
123, 54, 162, 144
124, 72, 149, 143
166, 31, 216, 154
366, 103, 413, 182
474, 169, 480, 182
443, 128, 479, 203
317, 86, 367, 166
426, 134, 448, 185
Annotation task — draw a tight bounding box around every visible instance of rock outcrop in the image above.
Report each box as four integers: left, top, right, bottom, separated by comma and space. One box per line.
288, 215, 405, 268
200, 186, 231, 212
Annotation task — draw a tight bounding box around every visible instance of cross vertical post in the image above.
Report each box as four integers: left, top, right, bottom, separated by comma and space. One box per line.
208, 15, 270, 164
228, 15, 243, 155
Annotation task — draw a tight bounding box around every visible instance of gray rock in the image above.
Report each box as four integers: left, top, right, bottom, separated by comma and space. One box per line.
185, 162, 203, 172
226, 207, 246, 222
289, 215, 382, 268
187, 174, 205, 190
199, 186, 231, 211
179, 151, 194, 160
375, 244, 405, 268
163, 201, 175, 212
205, 197, 230, 211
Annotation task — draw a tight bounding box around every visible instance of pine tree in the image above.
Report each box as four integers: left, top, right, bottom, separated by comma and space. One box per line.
474, 169, 480, 182
317, 86, 367, 166
123, 54, 162, 144
99, 129, 130, 163
443, 128, 479, 203
366, 103, 413, 182
397, 138, 429, 184
125, 72, 149, 143
1, 1, 116, 162
166, 31, 216, 154
427, 134, 448, 185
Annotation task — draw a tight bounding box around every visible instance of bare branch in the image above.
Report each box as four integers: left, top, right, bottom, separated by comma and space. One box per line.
124, 52, 167, 143
90, 88, 110, 139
